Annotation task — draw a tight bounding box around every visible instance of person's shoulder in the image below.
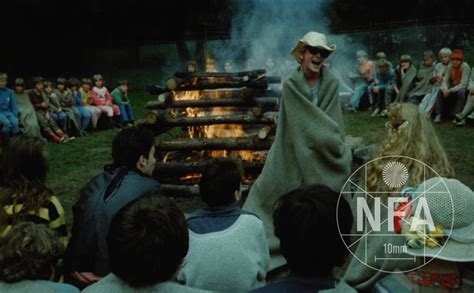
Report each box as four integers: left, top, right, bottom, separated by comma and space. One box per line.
125, 171, 160, 187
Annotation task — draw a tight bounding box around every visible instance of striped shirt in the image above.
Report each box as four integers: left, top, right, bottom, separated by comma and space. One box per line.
1, 194, 68, 246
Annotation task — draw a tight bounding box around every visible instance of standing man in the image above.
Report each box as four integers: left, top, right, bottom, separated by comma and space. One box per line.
243, 32, 352, 268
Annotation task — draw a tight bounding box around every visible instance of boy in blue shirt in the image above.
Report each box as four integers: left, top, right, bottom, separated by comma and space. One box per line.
0, 73, 20, 145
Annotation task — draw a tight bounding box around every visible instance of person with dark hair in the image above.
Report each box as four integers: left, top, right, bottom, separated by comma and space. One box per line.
13, 77, 43, 139
44, 80, 68, 133
388, 54, 417, 105
0, 73, 20, 144
83, 195, 209, 292
28, 76, 68, 143
0, 222, 79, 292
253, 185, 355, 292
111, 80, 135, 128
177, 158, 270, 292
55, 77, 81, 136
0, 136, 68, 245
80, 78, 102, 132
68, 77, 91, 134
65, 126, 161, 288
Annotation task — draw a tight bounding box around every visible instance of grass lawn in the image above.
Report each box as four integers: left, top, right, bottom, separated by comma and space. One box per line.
45, 90, 474, 226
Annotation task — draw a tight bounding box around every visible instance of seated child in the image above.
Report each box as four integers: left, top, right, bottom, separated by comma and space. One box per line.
28, 77, 67, 143
82, 195, 209, 292
177, 158, 270, 292
44, 80, 67, 132
111, 80, 135, 128
0, 222, 79, 292
92, 74, 120, 129
55, 77, 81, 136
80, 78, 102, 131
253, 185, 355, 292
13, 77, 43, 139
0, 73, 20, 144
68, 77, 91, 134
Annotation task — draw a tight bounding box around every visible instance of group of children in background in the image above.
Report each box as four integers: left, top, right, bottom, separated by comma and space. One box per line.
346, 48, 474, 126
0, 73, 136, 144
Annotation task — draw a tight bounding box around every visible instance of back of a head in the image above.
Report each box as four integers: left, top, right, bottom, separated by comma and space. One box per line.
1, 136, 48, 186
273, 185, 353, 278
107, 194, 189, 288
199, 158, 243, 207
0, 222, 64, 283
111, 127, 155, 170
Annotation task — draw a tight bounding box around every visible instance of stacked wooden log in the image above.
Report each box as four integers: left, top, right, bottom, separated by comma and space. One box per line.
146, 69, 281, 197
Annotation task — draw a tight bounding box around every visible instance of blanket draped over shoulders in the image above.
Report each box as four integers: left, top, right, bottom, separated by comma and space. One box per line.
243, 66, 352, 261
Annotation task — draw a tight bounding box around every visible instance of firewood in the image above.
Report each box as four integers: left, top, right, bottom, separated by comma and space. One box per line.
145, 97, 279, 110
155, 136, 274, 151
154, 161, 264, 175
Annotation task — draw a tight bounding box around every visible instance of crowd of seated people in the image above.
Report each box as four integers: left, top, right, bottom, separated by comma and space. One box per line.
0, 73, 137, 145
0, 118, 471, 292
345, 48, 474, 126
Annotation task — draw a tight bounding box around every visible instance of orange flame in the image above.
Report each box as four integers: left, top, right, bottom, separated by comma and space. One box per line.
170, 67, 261, 161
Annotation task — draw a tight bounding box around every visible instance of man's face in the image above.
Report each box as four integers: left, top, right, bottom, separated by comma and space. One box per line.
140, 145, 156, 176
45, 86, 52, 94
95, 80, 103, 88
301, 47, 327, 75
57, 84, 65, 91
82, 84, 90, 91
0, 79, 7, 89
440, 54, 450, 65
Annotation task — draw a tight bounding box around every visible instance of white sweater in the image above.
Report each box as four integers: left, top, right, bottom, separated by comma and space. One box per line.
177, 214, 270, 292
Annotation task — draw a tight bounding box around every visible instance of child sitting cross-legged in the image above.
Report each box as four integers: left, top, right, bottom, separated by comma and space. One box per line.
177, 158, 270, 292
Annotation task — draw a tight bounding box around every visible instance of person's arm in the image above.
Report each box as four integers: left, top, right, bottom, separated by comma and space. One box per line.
10, 91, 19, 117
454, 63, 471, 91
75, 91, 84, 106
111, 88, 125, 105
91, 89, 104, 106
104, 89, 113, 106
442, 65, 451, 91
49, 93, 61, 112
48, 196, 69, 247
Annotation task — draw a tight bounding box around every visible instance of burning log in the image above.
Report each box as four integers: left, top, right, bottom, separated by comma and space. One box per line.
150, 113, 276, 127
174, 69, 266, 79
146, 97, 279, 110
160, 184, 200, 197
166, 77, 269, 91
155, 136, 274, 151
154, 161, 264, 175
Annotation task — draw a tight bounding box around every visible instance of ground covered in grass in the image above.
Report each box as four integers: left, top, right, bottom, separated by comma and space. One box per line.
46, 90, 474, 226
